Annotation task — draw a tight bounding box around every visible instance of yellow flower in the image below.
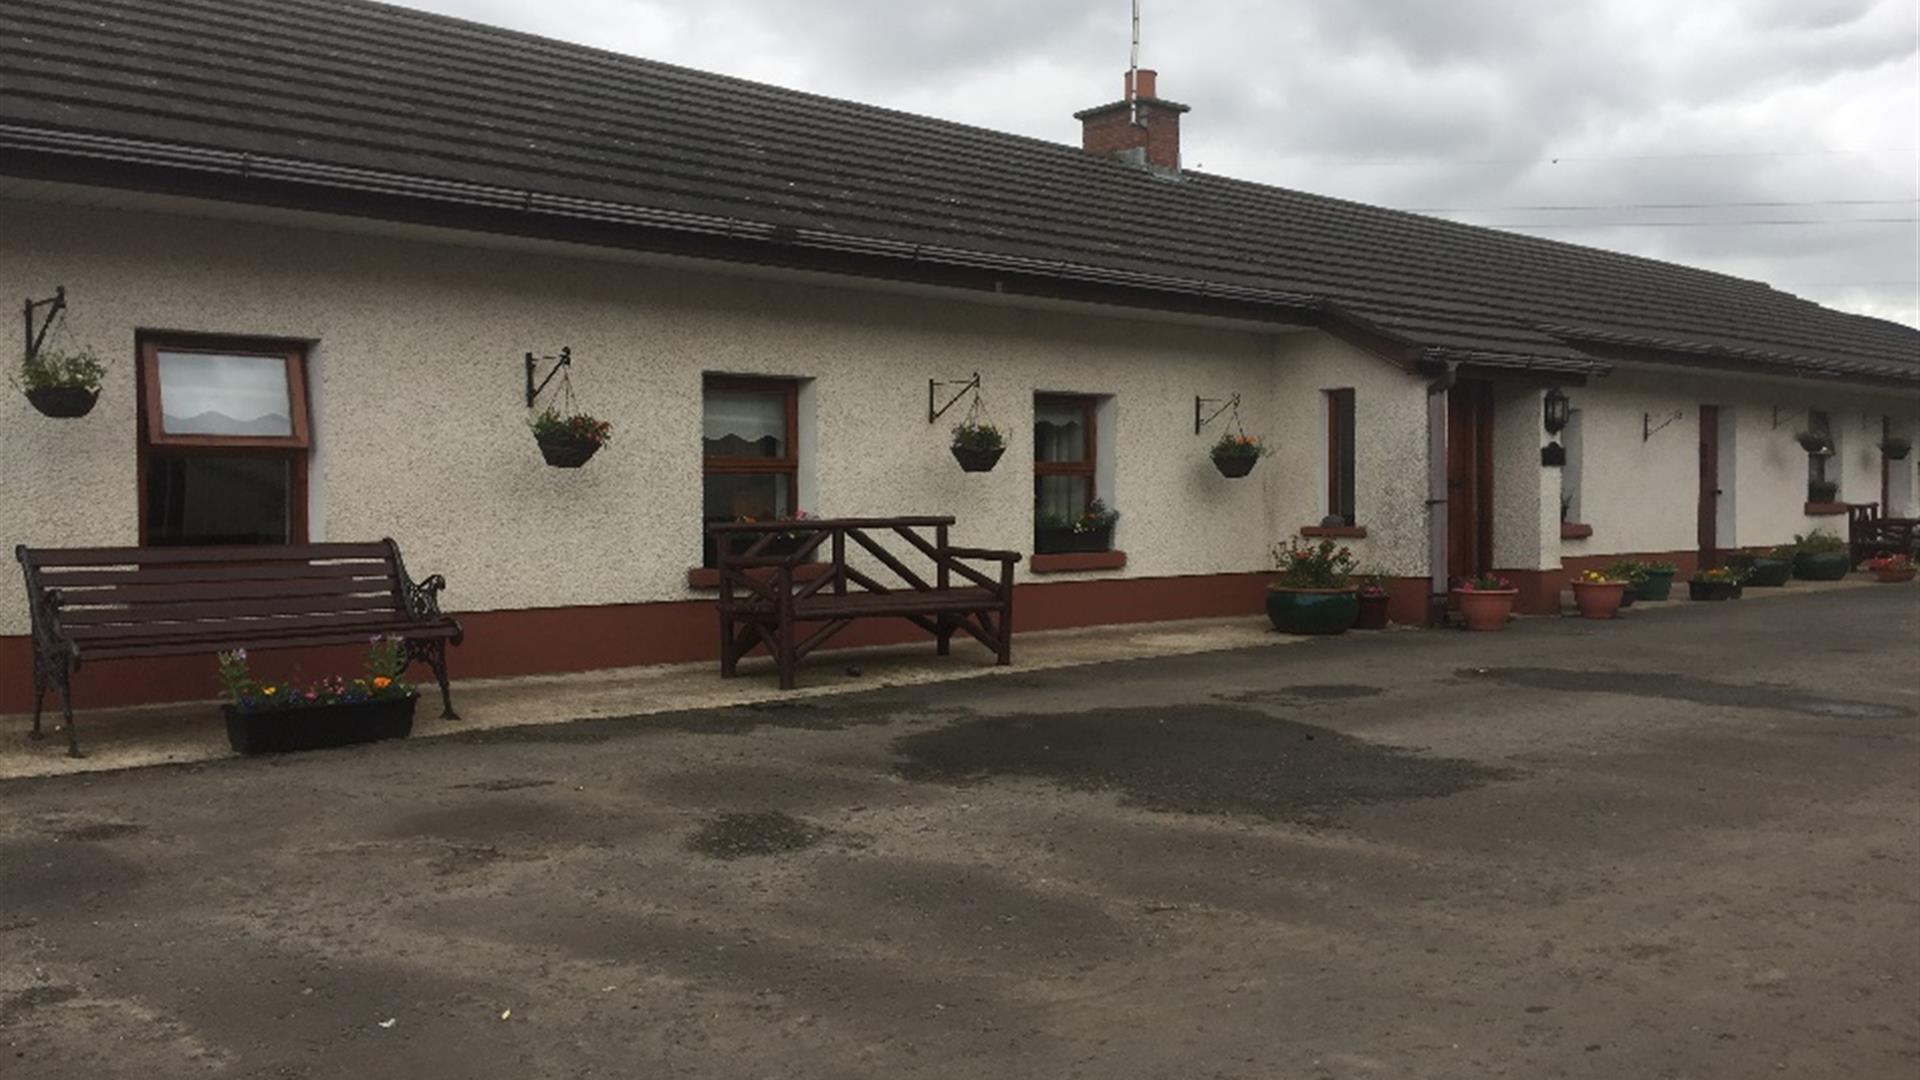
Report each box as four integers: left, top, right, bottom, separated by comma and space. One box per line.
262, 686, 278, 696
372, 676, 392, 690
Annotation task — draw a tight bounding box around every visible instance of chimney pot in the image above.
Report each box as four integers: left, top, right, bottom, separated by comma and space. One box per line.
1128, 68, 1157, 100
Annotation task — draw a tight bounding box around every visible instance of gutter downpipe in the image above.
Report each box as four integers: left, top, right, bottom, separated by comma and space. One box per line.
1425, 359, 1459, 626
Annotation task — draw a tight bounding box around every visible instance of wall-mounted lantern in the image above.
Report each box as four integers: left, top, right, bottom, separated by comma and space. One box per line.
1543, 388, 1570, 435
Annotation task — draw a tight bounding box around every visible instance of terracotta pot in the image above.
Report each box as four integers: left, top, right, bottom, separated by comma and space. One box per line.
1354, 591, 1391, 630
1873, 567, 1916, 583
1452, 588, 1516, 631
1570, 579, 1627, 620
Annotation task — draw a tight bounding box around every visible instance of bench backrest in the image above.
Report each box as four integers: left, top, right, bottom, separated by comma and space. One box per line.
16, 541, 417, 647
707, 516, 1016, 607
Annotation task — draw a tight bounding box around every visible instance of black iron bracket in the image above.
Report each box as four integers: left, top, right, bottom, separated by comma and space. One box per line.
1195, 393, 1239, 435
524, 347, 571, 408
1643, 409, 1683, 442
1770, 405, 1805, 430
22, 286, 65, 362
928, 372, 981, 424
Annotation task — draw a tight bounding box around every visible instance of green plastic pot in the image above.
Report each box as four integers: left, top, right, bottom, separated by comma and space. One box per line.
1634, 568, 1676, 602
1792, 550, 1851, 581
1265, 586, 1359, 635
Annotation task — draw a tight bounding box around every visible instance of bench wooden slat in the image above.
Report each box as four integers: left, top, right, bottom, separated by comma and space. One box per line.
35, 561, 394, 587
79, 623, 461, 661
57, 594, 407, 625
47, 575, 401, 605
21, 542, 395, 568
66, 611, 440, 644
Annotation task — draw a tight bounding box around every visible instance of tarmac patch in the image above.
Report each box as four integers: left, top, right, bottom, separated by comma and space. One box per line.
686, 811, 829, 859
1459, 668, 1912, 719
892, 706, 1511, 823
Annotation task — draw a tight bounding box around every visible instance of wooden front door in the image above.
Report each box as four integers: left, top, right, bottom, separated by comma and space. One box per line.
1447, 381, 1495, 582
1698, 404, 1720, 566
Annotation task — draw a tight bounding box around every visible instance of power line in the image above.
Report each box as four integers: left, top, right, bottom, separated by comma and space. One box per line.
1406, 198, 1920, 213
1485, 217, 1920, 230
1276, 147, 1919, 167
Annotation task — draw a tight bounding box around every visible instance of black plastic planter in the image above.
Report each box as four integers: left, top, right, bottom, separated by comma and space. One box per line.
224, 694, 417, 755
951, 444, 1005, 472
1634, 568, 1676, 602
1540, 442, 1566, 467
1212, 454, 1258, 478
536, 434, 601, 468
1807, 481, 1839, 503
25, 386, 99, 418
1688, 580, 1742, 601
1035, 524, 1113, 554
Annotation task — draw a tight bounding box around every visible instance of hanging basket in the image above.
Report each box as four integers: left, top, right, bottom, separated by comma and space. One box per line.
951, 444, 1005, 473
1795, 432, 1832, 454
1540, 441, 1566, 467
535, 432, 601, 468
1881, 438, 1912, 461
1212, 453, 1258, 478
25, 386, 99, 419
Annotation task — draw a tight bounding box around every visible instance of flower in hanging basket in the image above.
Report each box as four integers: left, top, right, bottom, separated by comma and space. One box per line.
16, 344, 106, 418
950, 420, 1006, 472
1879, 436, 1912, 460
1793, 430, 1832, 454
1210, 432, 1272, 478
530, 406, 611, 468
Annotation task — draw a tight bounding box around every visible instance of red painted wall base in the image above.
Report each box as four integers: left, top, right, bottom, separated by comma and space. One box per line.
0, 570, 1279, 713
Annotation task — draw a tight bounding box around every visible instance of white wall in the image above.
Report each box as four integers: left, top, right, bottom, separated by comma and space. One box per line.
0, 197, 1319, 633
1556, 367, 1919, 562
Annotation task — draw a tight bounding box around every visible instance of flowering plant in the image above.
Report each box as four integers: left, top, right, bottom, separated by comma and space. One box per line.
1353, 571, 1388, 598
530, 406, 612, 447
1690, 566, 1746, 584
1210, 432, 1272, 462
1603, 560, 1650, 584
1865, 552, 1913, 571
951, 421, 1005, 451
1574, 569, 1624, 585
1271, 537, 1357, 589
1790, 528, 1848, 554
1454, 573, 1514, 592
216, 636, 414, 714
17, 344, 106, 392
1040, 499, 1120, 534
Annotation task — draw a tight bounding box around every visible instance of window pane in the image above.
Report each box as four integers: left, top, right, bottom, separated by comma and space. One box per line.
1035, 403, 1087, 463
704, 390, 787, 459
1330, 390, 1357, 525
145, 456, 292, 546
703, 472, 792, 566
156, 351, 293, 437
1035, 475, 1089, 524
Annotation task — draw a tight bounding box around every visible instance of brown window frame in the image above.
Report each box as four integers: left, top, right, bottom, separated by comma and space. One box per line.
1326, 388, 1357, 526
702, 375, 801, 567
1034, 393, 1098, 514
136, 335, 313, 546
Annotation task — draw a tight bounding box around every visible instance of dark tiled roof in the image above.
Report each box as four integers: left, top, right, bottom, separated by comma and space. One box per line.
2, 0, 1916, 382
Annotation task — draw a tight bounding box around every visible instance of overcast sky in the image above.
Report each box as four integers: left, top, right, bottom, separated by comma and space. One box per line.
395, 0, 1920, 327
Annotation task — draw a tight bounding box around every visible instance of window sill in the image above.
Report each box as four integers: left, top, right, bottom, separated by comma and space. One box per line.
1560, 522, 1594, 540
1804, 501, 1849, 516
1300, 525, 1367, 539
687, 562, 830, 589
1030, 550, 1128, 574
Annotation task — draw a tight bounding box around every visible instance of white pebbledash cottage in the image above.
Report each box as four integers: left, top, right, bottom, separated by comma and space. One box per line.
2, 0, 1916, 711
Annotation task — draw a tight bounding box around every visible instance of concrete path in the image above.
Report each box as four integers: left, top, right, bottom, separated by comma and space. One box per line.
0, 575, 1878, 780
1, 581, 1914, 1078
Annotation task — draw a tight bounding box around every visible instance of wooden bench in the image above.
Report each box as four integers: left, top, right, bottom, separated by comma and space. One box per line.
1848, 503, 1920, 566
15, 540, 462, 757
709, 516, 1020, 689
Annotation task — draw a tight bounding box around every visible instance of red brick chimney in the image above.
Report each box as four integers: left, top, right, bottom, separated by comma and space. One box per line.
1075, 69, 1189, 171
